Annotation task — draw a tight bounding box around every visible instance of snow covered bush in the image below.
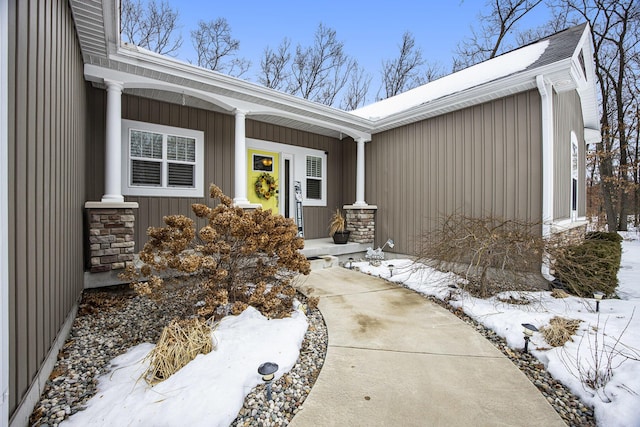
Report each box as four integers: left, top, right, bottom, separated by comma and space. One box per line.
122, 184, 310, 319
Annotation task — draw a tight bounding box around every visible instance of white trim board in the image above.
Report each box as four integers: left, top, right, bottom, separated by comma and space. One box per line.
1, 0, 11, 423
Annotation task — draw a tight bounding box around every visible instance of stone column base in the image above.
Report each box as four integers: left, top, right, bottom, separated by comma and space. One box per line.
343, 205, 378, 244
85, 201, 139, 273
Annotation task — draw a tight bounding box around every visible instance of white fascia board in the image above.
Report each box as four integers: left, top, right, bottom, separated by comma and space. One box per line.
371, 60, 573, 133
85, 64, 237, 111
111, 47, 373, 129
85, 62, 372, 141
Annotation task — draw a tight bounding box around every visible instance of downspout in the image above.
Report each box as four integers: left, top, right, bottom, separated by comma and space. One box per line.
537, 75, 554, 281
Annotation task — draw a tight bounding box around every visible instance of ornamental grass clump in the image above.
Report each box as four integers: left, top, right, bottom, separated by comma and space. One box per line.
540, 316, 582, 347
143, 318, 214, 385
121, 184, 311, 320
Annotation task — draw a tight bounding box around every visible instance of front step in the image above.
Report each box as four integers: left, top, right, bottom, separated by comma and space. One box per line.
309, 255, 340, 271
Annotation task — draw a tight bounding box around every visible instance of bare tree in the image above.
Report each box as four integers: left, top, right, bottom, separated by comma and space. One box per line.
191, 18, 251, 77
258, 39, 292, 91
120, 0, 182, 56
287, 23, 354, 105
551, 0, 640, 231
380, 31, 426, 98
340, 62, 372, 110
453, 0, 542, 71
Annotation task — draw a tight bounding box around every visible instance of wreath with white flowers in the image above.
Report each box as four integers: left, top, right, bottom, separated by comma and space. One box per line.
254, 172, 277, 200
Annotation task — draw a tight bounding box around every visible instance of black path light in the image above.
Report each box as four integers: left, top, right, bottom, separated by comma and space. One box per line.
258, 362, 279, 401
593, 291, 604, 312
348, 257, 354, 270
521, 323, 538, 354
388, 264, 395, 277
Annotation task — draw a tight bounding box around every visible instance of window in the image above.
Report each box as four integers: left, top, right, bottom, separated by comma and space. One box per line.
122, 120, 204, 197
306, 156, 323, 200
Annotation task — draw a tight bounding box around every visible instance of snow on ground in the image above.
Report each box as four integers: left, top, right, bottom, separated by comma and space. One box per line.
62, 232, 639, 427
62, 307, 308, 427
358, 234, 640, 427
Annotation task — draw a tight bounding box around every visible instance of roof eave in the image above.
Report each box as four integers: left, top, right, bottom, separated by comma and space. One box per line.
370, 60, 574, 134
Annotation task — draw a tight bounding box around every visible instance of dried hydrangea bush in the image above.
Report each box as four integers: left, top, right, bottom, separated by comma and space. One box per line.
122, 184, 310, 320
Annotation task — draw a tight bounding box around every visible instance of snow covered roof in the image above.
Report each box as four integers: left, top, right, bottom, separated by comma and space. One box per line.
352, 23, 594, 128
352, 41, 548, 120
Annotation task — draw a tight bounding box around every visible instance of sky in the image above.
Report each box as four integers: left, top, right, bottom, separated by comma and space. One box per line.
160, 0, 555, 96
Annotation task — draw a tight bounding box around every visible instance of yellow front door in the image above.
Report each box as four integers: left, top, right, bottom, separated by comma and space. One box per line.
247, 149, 279, 213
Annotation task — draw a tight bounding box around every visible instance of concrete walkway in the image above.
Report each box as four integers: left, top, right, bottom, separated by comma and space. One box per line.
290, 267, 565, 427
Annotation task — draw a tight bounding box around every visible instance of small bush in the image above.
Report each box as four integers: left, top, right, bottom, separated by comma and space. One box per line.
121, 184, 311, 320
585, 231, 623, 243
552, 237, 621, 297
416, 214, 545, 298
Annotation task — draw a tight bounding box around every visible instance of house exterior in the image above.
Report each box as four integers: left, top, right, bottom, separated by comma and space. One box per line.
2, 0, 600, 426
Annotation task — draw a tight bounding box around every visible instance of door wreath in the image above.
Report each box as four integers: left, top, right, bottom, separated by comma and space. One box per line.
254, 172, 277, 200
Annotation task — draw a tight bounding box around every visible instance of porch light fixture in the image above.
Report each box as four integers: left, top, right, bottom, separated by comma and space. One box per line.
258, 362, 279, 401
521, 323, 538, 354
593, 291, 604, 312
388, 264, 395, 277
348, 257, 354, 270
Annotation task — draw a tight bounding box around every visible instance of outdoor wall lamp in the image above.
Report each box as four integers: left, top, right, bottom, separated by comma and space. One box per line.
594, 291, 604, 312
388, 264, 395, 277
258, 362, 279, 401
521, 323, 538, 354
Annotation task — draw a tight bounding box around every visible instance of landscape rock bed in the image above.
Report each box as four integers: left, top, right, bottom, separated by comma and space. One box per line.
29, 286, 327, 427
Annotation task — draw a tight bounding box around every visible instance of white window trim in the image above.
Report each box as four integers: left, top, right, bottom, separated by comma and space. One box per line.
121, 119, 204, 197
570, 131, 579, 222
246, 138, 327, 207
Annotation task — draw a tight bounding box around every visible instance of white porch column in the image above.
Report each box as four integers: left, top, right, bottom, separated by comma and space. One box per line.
233, 110, 249, 205
102, 80, 124, 203
354, 137, 368, 206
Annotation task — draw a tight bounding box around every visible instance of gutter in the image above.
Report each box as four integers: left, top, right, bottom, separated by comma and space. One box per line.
536, 74, 554, 281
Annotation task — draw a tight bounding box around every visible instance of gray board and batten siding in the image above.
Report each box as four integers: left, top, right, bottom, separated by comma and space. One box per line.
8, 0, 88, 421
554, 89, 586, 221
365, 90, 545, 256
85, 92, 351, 248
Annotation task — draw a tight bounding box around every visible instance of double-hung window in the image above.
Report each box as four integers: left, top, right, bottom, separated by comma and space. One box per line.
306, 155, 323, 201
122, 119, 204, 197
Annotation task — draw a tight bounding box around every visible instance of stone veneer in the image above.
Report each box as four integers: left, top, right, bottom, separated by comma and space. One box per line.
343, 205, 378, 243
548, 221, 588, 276
85, 202, 139, 273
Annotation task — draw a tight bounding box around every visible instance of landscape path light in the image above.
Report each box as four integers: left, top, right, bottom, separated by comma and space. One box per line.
258, 362, 279, 401
388, 264, 395, 277
521, 323, 538, 354
348, 257, 354, 270
594, 291, 604, 312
